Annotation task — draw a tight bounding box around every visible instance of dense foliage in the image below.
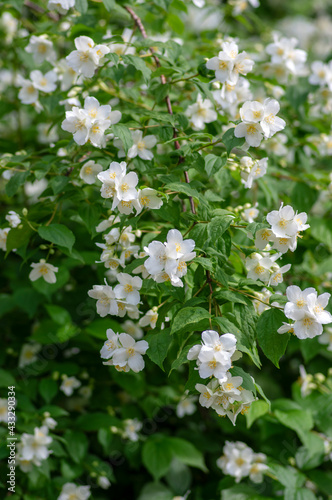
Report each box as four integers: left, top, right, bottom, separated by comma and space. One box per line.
1, 0, 332, 499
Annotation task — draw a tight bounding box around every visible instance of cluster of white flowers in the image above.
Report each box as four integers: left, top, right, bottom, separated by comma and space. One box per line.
239, 156, 268, 188
263, 34, 307, 83
88, 273, 142, 319
142, 229, 196, 288
57, 483, 91, 500
278, 285, 332, 340
97, 161, 163, 214
187, 330, 256, 424
255, 203, 310, 254
234, 98, 286, 148
61, 96, 121, 147
206, 41, 254, 86
217, 441, 268, 483
100, 330, 149, 373
17, 426, 53, 472
185, 93, 217, 131
245, 251, 291, 287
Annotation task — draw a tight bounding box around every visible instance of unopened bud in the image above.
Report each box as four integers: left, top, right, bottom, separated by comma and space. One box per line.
49, 249, 55, 255
40, 245, 48, 250
53, 371, 60, 380
22, 208, 28, 216
18, 224, 23, 230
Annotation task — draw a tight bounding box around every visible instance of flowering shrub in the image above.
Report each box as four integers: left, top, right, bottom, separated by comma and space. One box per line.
1, 0, 332, 499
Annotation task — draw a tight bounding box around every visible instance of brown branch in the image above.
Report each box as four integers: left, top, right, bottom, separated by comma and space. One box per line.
24, 0, 59, 21
125, 5, 195, 215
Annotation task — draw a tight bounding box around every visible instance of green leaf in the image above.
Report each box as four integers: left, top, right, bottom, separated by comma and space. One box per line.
310, 217, 332, 250
142, 436, 173, 480
168, 437, 207, 471
76, 413, 119, 431
274, 409, 314, 438
39, 378, 58, 403
5, 171, 29, 197
45, 304, 71, 325
230, 366, 256, 394
204, 154, 227, 177
80, 203, 102, 236
49, 176, 69, 195
170, 307, 210, 335
122, 55, 152, 83
112, 124, 134, 154
165, 181, 200, 200
146, 328, 172, 370
64, 430, 89, 464
0, 369, 15, 388
246, 400, 269, 428
6, 221, 33, 253
208, 215, 233, 240
256, 308, 289, 368
75, 0, 88, 14
222, 127, 245, 155
167, 13, 185, 34
38, 224, 75, 252
102, 0, 116, 11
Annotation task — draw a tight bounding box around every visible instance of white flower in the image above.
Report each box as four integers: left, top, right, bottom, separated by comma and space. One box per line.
115, 130, 157, 160
112, 333, 149, 373
48, 0, 75, 15
269, 263, 291, 286
60, 375, 81, 396
144, 240, 173, 275
135, 188, 163, 214
165, 229, 195, 259
185, 93, 217, 130
19, 343, 42, 368
43, 416, 57, 429
306, 293, 332, 325
139, 308, 159, 329
61, 106, 92, 145
234, 122, 264, 147
266, 203, 299, 238
123, 418, 142, 441
25, 35, 56, 64
216, 441, 254, 483
97, 476, 111, 489
309, 61, 332, 89
176, 394, 197, 418
29, 259, 58, 284
284, 285, 318, 319
88, 283, 118, 316
114, 273, 142, 305
98, 161, 127, 199
298, 365, 315, 397
240, 157, 268, 188
0, 227, 10, 250
57, 483, 91, 500
20, 426, 52, 463
0, 398, 8, 423
100, 329, 120, 359
206, 41, 254, 85
79, 160, 103, 184
249, 458, 269, 483
195, 382, 217, 408
113, 172, 139, 209
30, 70, 57, 93
66, 36, 110, 78
56, 59, 78, 91
123, 320, 143, 339
245, 252, 274, 283
260, 98, 286, 139
18, 80, 39, 104
0, 12, 18, 43
318, 327, 332, 351
243, 204, 259, 223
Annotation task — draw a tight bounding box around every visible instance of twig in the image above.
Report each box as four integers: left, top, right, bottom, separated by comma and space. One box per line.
124, 5, 195, 214
24, 0, 59, 21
